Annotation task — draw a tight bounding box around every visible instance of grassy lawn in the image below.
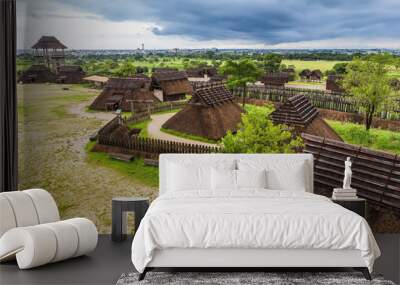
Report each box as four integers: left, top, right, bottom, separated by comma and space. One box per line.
327, 120, 400, 154
85, 142, 159, 187
18, 84, 157, 233
160, 127, 219, 144
282, 60, 346, 73
128, 119, 150, 138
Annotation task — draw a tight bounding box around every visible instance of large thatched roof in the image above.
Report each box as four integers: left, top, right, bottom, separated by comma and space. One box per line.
151, 70, 193, 98
162, 83, 243, 140
57, 65, 86, 84
90, 77, 159, 111
271, 94, 342, 141
32, 36, 67, 49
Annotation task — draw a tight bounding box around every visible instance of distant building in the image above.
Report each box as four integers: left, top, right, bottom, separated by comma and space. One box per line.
151, 70, 193, 101
270, 94, 342, 141
162, 82, 243, 140
326, 75, 344, 92
83, 75, 109, 88
32, 36, 67, 71
310, 69, 323, 81
56, 65, 86, 84
299, 69, 312, 81
260, 72, 290, 87
18, 64, 56, 84
90, 77, 160, 112
281, 68, 296, 81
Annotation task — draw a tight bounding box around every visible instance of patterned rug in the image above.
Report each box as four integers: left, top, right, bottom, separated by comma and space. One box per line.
116, 271, 396, 285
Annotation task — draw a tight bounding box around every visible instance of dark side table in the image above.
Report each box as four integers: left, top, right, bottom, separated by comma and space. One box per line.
332, 198, 366, 218
112, 197, 149, 242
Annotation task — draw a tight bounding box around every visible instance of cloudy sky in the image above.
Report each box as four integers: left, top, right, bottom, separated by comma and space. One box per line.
17, 0, 400, 50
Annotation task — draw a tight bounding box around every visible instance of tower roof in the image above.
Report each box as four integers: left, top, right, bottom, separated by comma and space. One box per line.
32, 36, 67, 49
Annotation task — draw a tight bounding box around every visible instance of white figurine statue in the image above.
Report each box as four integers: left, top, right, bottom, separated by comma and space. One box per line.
343, 157, 352, 189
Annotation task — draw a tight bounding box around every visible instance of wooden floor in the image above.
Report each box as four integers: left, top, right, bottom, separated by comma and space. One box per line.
0, 234, 399, 285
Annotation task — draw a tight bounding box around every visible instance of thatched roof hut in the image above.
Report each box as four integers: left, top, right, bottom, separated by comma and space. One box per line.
326, 75, 344, 92
83, 75, 109, 88
151, 70, 193, 101
162, 82, 243, 140
271, 94, 342, 141
282, 68, 296, 81
56, 65, 86, 84
299, 69, 311, 80
310, 69, 323, 81
260, 72, 290, 87
90, 77, 160, 112
18, 64, 57, 83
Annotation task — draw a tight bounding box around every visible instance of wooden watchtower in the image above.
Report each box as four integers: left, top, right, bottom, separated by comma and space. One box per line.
31, 36, 67, 72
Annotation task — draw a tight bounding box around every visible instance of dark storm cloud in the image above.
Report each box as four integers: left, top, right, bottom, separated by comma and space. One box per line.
24, 0, 400, 44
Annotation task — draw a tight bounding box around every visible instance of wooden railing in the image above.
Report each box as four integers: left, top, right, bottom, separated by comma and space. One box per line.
98, 134, 221, 155
302, 133, 400, 212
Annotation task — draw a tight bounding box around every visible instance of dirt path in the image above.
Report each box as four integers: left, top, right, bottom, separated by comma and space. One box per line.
147, 113, 216, 146
68, 101, 115, 123
18, 84, 157, 234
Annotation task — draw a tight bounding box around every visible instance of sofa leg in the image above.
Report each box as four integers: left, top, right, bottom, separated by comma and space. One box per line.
354, 267, 371, 280
138, 268, 148, 281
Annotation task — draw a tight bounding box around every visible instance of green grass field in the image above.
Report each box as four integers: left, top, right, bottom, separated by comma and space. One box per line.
327, 120, 400, 154
282, 60, 346, 72
85, 141, 159, 187
160, 127, 219, 144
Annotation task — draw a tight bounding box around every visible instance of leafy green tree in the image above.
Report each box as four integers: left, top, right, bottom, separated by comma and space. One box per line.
343, 53, 398, 130
221, 106, 303, 153
114, 61, 136, 77
219, 59, 262, 107
262, 54, 283, 73
333, 62, 348, 74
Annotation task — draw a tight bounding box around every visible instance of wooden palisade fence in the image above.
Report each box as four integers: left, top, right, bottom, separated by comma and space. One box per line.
233, 86, 400, 120
302, 133, 400, 212
98, 133, 220, 156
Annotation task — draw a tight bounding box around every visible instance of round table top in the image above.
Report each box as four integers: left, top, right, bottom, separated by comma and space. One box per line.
112, 197, 149, 202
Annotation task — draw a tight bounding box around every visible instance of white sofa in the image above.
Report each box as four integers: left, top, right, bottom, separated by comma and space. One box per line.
0, 189, 98, 269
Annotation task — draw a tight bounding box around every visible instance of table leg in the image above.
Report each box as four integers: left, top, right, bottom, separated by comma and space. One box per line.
112, 201, 125, 241
134, 202, 149, 233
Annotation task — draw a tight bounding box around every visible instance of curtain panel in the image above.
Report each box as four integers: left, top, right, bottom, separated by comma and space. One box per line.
0, 0, 17, 192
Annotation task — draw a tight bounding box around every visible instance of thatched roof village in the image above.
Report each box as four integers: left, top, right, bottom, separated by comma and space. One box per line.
151, 70, 193, 101
271, 94, 342, 141
90, 77, 160, 112
56, 65, 86, 84
18, 64, 57, 83
162, 82, 243, 140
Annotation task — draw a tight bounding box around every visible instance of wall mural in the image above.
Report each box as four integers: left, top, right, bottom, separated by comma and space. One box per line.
17, 1, 400, 234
